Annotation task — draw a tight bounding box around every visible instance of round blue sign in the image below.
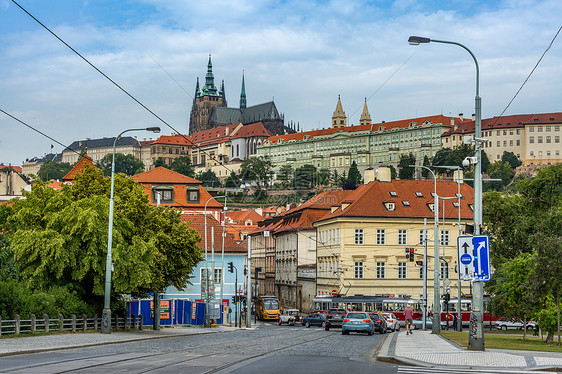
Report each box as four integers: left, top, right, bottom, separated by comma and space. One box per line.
460, 253, 472, 265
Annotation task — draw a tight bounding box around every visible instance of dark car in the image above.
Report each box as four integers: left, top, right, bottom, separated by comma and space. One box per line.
369, 312, 388, 334
302, 313, 327, 328
325, 308, 347, 331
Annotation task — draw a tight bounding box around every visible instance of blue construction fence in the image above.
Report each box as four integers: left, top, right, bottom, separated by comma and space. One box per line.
127, 299, 223, 326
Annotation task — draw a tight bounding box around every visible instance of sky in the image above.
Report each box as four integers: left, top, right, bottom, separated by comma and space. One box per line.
1, 0, 561, 166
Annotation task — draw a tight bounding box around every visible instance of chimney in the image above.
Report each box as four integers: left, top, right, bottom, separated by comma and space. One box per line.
376, 166, 392, 183
459, 113, 464, 121
363, 168, 376, 184
225, 126, 229, 136
451, 117, 455, 126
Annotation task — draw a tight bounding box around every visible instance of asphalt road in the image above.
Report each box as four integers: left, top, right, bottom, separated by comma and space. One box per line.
0, 322, 398, 374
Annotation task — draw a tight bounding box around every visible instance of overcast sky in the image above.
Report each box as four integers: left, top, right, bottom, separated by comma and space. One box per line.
1, 0, 561, 166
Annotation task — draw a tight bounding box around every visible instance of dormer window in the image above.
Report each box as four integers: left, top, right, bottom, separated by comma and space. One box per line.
385, 202, 396, 211
456, 193, 463, 198
152, 186, 174, 203
389, 191, 398, 197
430, 192, 437, 197
453, 202, 460, 208
186, 185, 200, 203
402, 201, 410, 207
415, 192, 423, 197
428, 203, 435, 212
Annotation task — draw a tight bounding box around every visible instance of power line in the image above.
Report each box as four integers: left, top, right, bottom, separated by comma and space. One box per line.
492, 25, 562, 125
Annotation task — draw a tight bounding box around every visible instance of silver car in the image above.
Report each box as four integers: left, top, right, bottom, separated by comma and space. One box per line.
381, 312, 400, 332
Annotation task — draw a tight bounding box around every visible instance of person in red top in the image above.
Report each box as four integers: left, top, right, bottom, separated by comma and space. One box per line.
404, 305, 414, 335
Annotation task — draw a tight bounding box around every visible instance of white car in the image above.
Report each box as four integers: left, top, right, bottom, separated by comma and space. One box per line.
381, 312, 400, 332
495, 319, 537, 330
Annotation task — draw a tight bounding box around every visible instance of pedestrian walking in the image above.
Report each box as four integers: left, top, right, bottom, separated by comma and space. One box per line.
453, 314, 458, 331
405, 305, 414, 335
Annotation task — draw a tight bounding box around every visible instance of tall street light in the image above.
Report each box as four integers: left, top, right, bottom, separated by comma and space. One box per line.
101, 126, 160, 334
409, 35, 484, 350
401, 164, 440, 333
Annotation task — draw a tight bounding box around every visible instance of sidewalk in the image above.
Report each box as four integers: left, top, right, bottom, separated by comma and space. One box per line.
0, 326, 232, 357
377, 329, 562, 371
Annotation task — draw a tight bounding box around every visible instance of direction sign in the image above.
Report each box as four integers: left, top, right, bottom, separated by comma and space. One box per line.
457, 235, 491, 282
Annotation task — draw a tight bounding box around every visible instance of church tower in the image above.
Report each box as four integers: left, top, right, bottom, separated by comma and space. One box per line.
332, 95, 347, 128
189, 55, 227, 135
240, 72, 247, 111
359, 98, 372, 126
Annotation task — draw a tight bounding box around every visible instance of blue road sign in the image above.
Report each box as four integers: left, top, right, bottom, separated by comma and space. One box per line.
473, 235, 491, 282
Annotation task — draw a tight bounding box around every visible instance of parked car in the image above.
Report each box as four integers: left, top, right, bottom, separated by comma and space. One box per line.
381, 312, 400, 332
325, 308, 347, 331
412, 316, 448, 330
278, 309, 301, 326
342, 312, 375, 335
302, 313, 327, 328
495, 318, 537, 330
368, 312, 388, 334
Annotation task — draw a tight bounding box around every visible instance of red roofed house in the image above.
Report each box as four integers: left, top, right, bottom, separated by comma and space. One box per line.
314, 175, 474, 310
251, 190, 355, 312
0, 165, 30, 202
131, 166, 223, 218
224, 209, 264, 242
62, 155, 97, 182
147, 134, 192, 169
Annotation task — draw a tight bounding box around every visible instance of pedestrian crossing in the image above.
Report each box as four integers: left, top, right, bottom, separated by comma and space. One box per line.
398, 366, 541, 374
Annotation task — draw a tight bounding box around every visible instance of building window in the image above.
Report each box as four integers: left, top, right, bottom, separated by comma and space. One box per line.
354, 261, 364, 279
556, 136, 560, 143
538, 126, 543, 132
510, 140, 513, 146
440, 230, 450, 246
440, 261, 449, 280
376, 262, 386, 279
376, 229, 386, 245
496, 141, 500, 147
419, 229, 427, 245
538, 136, 543, 143
517, 140, 520, 146
398, 229, 407, 245
529, 127, 534, 132
355, 229, 364, 245
398, 262, 407, 279
152, 189, 173, 203
517, 129, 521, 135
529, 137, 534, 144
547, 136, 551, 143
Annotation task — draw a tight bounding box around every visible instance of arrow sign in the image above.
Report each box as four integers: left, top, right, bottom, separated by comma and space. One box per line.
473, 235, 491, 282
457, 236, 475, 281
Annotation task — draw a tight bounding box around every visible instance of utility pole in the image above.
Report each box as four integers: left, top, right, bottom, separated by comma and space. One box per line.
246, 235, 252, 328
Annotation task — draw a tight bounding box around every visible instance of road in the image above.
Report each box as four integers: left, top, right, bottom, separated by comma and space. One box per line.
0, 322, 397, 374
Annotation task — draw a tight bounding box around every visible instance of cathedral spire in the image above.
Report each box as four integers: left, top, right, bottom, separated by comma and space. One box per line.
201, 54, 218, 96
359, 98, 372, 126
220, 80, 227, 106
194, 77, 200, 99
240, 71, 247, 111
332, 95, 347, 128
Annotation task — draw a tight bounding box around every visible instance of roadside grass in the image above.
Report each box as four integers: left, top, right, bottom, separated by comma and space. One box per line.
441, 330, 562, 353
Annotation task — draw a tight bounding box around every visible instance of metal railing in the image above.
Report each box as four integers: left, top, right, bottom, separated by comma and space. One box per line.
0, 313, 144, 336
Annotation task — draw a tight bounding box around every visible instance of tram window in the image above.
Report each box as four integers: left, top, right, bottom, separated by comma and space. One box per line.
352, 303, 363, 311
375, 302, 383, 311
365, 303, 373, 312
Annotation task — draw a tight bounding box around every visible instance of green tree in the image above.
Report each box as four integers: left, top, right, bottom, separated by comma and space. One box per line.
345, 161, 362, 189
169, 156, 195, 177
154, 157, 166, 168
484, 161, 515, 191
331, 170, 339, 187
224, 171, 241, 188
196, 170, 221, 188
422, 155, 431, 178
389, 165, 397, 180
317, 168, 331, 187
502, 151, 522, 170
6, 165, 202, 312
277, 165, 294, 187
37, 161, 73, 181
398, 153, 416, 179
97, 153, 145, 176
432, 144, 490, 174
239, 156, 274, 190
294, 164, 317, 189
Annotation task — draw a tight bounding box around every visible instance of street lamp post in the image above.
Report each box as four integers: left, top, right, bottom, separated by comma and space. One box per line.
405, 164, 440, 333
409, 35, 484, 350
101, 126, 160, 334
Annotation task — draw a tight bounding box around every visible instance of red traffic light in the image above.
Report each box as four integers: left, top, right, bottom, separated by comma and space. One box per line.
416, 260, 423, 266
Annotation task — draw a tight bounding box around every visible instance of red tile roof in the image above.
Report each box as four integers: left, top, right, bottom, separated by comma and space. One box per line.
181, 213, 246, 253
132, 166, 200, 184
442, 112, 562, 136
264, 115, 460, 144
230, 122, 272, 139
62, 155, 97, 182
316, 180, 474, 223
192, 123, 241, 144
152, 135, 193, 146
0, 165, 23, 173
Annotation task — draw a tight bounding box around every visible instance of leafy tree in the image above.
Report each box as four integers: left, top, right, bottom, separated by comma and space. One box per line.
97, 153, 145, 176
331, 170, 339, 187
169, 156, 195, 177
345, 161, 362, 189
502, 151, 522, 170
277, 165, 294, 187
432, 144, 490, 173
196, 170, 221, 188
38, 161, 72, 181
484, 161, 515, 191
154, 157, 166, 168
224, 171, 241, 188
239, 156, 274, 190
294, 164, 317, 189
389, 165, 397, 180
317, 168, 331, 187
398, 153, 416, 179
5, 165, 203, 313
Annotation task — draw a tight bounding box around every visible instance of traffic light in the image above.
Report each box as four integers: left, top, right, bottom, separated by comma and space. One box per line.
408, 248, 415, 262
228, 262, 234, 273
442, 293, 450, 302
416, 260, 423, 266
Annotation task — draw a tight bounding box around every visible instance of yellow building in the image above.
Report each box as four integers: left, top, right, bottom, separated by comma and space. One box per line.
314, 176, 474, 311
